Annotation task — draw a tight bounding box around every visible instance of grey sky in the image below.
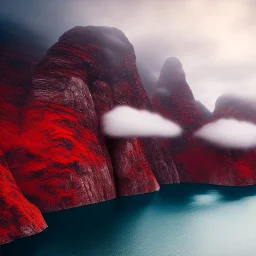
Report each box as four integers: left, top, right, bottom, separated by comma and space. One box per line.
1, 0, 256, 111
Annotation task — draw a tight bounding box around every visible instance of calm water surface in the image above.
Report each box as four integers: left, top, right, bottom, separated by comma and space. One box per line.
2, 184, 256, 256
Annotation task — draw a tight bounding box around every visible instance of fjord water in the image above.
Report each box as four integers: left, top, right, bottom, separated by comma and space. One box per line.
3, 184, 256, 256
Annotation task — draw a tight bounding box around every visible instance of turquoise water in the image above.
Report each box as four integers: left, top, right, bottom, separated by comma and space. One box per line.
2, 184, 256, 256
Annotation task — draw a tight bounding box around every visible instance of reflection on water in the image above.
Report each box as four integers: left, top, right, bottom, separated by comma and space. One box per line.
191, 190, 222, 205
2, 184, 256, 256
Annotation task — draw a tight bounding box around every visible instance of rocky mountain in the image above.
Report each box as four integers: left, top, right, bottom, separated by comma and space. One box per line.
152, 57, 206, 179
0, 149, 47, 244
174, 94, 256, 185
152, 57, 205, 132
210, 95, 256, 185
3, 24, 256, 245
7, 26, 180, 214
0, 21, 48, 244
152, 57, 256, 185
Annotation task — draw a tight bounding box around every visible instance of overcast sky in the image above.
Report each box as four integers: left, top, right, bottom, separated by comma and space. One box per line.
1, 0, 256, 111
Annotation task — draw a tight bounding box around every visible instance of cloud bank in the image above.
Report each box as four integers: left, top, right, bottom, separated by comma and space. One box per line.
102, 106, 182, 138
195, 118, 256, 149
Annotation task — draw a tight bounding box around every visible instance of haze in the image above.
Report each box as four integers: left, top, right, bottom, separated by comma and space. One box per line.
1, 0, 256, 111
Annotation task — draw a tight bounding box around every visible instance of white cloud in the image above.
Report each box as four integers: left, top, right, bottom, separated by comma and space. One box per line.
102, 105, 182, 138
195, 118, 256, 149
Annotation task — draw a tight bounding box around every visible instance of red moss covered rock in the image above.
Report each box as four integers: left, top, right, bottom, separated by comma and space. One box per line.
0, 149, 47, 244
0, 22, 42, 154
0, 22, 48, 244
152, 57, 205, 180
177, 95, 256, 185
8, 26, 180, 211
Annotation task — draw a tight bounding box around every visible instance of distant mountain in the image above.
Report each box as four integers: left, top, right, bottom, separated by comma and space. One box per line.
152, 57, 206, 180
175, 94, 256, 185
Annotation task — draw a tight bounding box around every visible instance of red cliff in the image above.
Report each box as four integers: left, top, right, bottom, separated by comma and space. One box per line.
8, 26, 180, 212
177, 95, 256, 185
152, 57, 256, 185
0, 148, 47, 244
211, 95, 256, 185
0, 21, 48, 244
152, 57, 205, 180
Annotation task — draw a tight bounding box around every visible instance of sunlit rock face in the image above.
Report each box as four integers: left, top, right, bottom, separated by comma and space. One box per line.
152, 57, 205, 180
8, 26, 181, 212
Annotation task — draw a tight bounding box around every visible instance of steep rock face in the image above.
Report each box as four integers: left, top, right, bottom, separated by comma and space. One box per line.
91, 81, 160, 195
0, 149, 47, 244
212, 95, 256, 185
152, 57, 256, 185
152, 57, 204, 132
179, 95, 256, 185
0, 21, 48, 244
58, 27, 179, 186
65, 26, 178, 189
9, 28, 117, 212
152, 57, 205, 180
8, 26, 179, 211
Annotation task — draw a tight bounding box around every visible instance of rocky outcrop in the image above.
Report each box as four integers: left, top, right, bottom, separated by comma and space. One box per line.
9, 27, 117, 212
0, 149, 47, 244
8, 26, 180, 212
152, 57, 256, 185
2, 23, 256, 245
152, 57, 205, 180
211, 95, 256, 185
178, 95, 256, 185
0, 21, 48, 244
152, 57, 204, 132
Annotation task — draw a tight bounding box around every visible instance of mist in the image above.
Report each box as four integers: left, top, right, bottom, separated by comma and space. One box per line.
1, 0, 256, 111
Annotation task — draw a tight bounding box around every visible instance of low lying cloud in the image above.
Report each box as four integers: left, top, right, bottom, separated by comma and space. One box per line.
195, 118, 256, 149
102, 105, 182, 138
